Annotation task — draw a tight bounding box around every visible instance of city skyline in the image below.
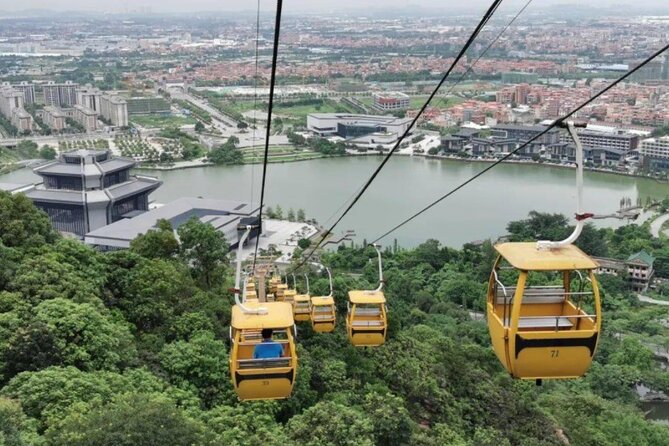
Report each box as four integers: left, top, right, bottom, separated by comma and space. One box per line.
2, 0, 669, 14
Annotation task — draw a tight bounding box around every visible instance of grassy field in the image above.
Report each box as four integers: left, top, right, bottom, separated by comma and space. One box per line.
240, 145, 324, 163
201, 92, 356, 122
131, 115, 197, 129
272, 102, 340, 118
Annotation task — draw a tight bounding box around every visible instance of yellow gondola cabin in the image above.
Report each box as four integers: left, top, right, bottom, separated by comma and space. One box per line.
487, 242, 601, 382
310, 266, 336, 333
346, 290, 387, 346
346, 244, 388, 347
293, 274, 311, 322
230, 302, 298, 401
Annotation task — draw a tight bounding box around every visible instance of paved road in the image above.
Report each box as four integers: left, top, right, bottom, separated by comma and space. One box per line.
0, 131, 120, 148
650, 213, 669, 238
638, 294, 669, 306
170, 89, 238, 128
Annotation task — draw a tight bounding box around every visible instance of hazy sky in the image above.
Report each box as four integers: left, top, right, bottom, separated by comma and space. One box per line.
2, 0, 668, 13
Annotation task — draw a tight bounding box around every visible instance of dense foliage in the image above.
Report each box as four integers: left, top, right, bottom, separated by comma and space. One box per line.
208, 136, 243, 165
0, 190, 667, 445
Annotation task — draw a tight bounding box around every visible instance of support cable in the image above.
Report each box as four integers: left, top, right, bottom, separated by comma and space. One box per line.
250, 0, 261, 204
289, 0, 505, 273
252, 0, 284, 272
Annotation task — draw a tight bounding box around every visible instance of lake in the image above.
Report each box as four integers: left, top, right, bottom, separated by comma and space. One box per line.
3, 155, 668, 248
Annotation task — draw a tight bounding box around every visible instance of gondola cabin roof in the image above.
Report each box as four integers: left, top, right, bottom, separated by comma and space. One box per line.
231, 302, 294, 329
294, 294, 310, 301
348, 290, 386, 304
495, 242, 598, 271
311, 296, 335, 305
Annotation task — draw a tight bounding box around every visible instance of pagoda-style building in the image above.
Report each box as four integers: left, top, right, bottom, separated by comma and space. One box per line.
25, 149, 161, 236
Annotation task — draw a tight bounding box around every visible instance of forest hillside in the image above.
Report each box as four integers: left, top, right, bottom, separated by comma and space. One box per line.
0, 191, 668, 445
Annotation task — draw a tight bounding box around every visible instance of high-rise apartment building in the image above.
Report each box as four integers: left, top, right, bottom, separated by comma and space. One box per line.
0, 85, 33, 132
43, 81, 78, 107
42, 106, 68, 131
73, 105, 99, 131
100, 94, 129, 127
76, 86, 102, 112
4, 81, 36, 105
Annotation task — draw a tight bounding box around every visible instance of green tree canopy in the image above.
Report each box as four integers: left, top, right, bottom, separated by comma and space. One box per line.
177, 217, 229, 288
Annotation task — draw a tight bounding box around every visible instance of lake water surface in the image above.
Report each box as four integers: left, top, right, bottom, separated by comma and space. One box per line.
3, 156, 668, 248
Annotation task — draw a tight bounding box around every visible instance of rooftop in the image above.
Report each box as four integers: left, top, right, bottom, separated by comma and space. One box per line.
495, 242, 598, 271
85, 197, 260, 247
231, 302, 294, 329
34, 151, 134, 177
627, 250, 655, 266
348, 290, 386, 304
492, 124, 555, 132
308, 113, 411, 125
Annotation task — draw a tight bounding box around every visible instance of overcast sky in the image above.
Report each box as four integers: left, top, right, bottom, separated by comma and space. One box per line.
2, 0, 668, 13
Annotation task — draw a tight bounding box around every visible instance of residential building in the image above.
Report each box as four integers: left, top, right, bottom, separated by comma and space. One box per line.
85, 197, 261, 251
11, 108, 33, 132
0, 87, 24, 119
72, 105, 99, 131
592, 257, 626, 276
593, 250, 656, 292
24, 150, 162, 237
373, 92, 410, 111
100, 94, 129, 127
307, 113, 412, 145
627, 250, 655, 292
11, 81, 35, 105
76, 86, 102, 112
42, 81, 78, 107
42, 106, 68, 131
0, 86, 33, 132
640, 136, 669, 170
514, 84, 531, 105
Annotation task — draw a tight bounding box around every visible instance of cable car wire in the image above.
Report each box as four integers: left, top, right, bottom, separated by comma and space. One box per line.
319, 0, 532, 230
432, 0, 533, 110
370, 42, 669, 244
252, 0, 284, 272
289, 0, 505, 273
250, 0, 261, 205
317, 0, 530, 233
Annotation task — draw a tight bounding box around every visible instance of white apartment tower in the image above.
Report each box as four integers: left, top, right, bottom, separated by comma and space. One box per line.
100, 94, 129, 127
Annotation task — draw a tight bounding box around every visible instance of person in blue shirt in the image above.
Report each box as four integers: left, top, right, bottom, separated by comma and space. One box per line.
253, 328, 284, 359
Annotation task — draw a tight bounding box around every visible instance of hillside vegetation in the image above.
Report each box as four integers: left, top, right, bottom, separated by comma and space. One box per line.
0, 191, 667, 445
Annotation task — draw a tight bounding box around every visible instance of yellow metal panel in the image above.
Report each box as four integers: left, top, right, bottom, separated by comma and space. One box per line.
495, 242, 598, 271
311, 296, 335, 305
348, 290, 387, 304
349, 331, 386, 346
231, 302, 295, 329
